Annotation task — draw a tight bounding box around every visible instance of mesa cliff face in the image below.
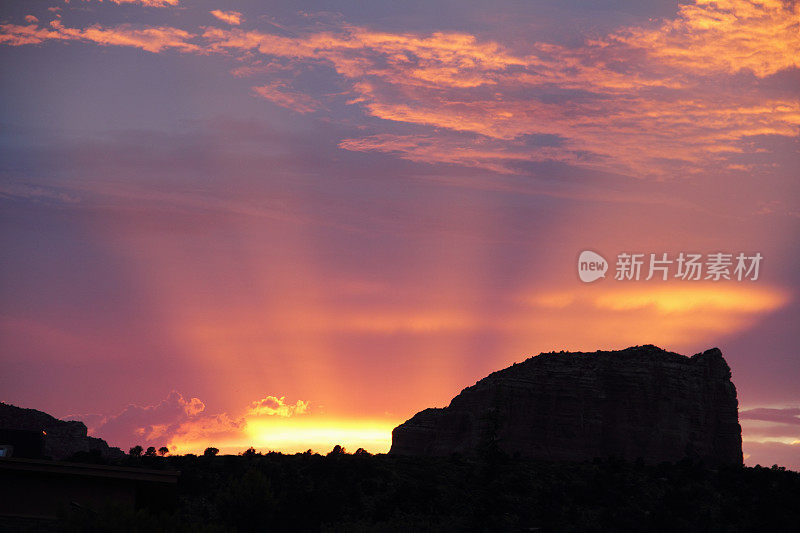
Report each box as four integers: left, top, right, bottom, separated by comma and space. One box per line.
0, 402, 123, 460
390, 345, 743, 464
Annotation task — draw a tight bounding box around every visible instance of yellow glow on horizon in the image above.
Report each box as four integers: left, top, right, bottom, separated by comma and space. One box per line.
167, 417, 398, 456
245, 417, 396, 452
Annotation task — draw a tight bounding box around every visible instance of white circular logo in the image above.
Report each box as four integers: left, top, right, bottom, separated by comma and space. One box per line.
578, 250, 608, 282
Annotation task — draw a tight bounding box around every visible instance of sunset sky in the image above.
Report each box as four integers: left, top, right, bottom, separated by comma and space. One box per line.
1, 0, 798, 468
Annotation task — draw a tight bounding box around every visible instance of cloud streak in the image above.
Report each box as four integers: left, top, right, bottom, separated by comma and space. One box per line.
0, 20, 198, 53
83, 0, 180, 6
252, 81, 322, 113
210, 10, 243, 26
2, 1, 797, 176
742, 407, 800, 425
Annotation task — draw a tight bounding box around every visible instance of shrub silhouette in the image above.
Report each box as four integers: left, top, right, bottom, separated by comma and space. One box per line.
203, 446, 219, 457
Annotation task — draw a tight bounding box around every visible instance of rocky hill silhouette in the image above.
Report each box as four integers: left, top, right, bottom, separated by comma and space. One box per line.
0, 402, 122, 460
391, 345, 743, 464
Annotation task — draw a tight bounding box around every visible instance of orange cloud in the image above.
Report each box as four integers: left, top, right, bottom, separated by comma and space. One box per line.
0, 23, 62, 46
210, 10, 243, 26
0, 20, 198, 53
607, 0, 800, 78
84, 0, 180, 6
201, 26, 528, 89
252, 81, 321, 113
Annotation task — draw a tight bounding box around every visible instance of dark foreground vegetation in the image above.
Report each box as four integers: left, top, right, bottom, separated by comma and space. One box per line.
50, 449, 800, 532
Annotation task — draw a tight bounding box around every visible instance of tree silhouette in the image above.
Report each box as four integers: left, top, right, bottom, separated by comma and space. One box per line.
129, 445, 143, 457
204, 447, 220, 456
145, 446, 157, 457
158, 446, 169, 456
327, 444, 346, 456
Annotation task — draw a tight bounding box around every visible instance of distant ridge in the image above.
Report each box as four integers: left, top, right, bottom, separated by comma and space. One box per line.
0, 402, 123, 460
391, 345, 743, 464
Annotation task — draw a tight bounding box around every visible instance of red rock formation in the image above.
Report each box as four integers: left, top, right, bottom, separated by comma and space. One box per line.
390, 345, 743, 464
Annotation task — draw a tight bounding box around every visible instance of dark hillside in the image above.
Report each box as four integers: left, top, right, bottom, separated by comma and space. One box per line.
50, 451, 800, 532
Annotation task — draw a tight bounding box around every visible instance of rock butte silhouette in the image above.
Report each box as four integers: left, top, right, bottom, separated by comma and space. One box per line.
390, 345, 743, 465
0, 402, 123, 460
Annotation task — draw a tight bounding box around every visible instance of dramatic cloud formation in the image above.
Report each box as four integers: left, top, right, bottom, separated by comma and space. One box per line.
74, 391, 207, 449
201, 0, 800, 177
75, 391, 317, 452
2, 1, 797, 176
